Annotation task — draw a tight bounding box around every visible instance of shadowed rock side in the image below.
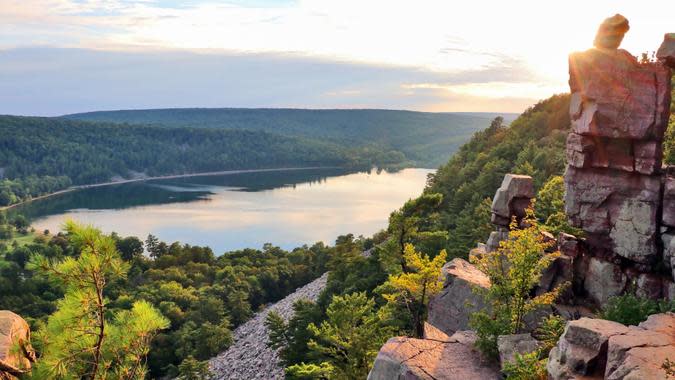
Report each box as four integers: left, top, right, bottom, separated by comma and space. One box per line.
209, 273, 328, 380
0, 311, 34, 380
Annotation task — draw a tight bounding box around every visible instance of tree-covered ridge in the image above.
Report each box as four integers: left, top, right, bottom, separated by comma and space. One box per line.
64, 108, 516, 168
0, 115, 408, 206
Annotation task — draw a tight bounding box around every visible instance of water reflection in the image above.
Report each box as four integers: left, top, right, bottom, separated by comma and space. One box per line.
19, 168, 432, 253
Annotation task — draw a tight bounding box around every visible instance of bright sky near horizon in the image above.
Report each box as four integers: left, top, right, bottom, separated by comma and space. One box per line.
1, 0, 673, 116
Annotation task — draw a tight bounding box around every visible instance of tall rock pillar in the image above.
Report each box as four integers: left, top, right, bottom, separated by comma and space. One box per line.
564, 15, 674, 302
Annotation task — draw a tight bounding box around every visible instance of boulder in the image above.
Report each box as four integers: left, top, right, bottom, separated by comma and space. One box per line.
583, 257, 627, 305
548, 314, 675, 380
557, 233, 581, 258
497, 333, 542, 370
593, 14, 629, 49
635, 273, 664, 300
367, 332, 500, 380
490, 174, 534, 221
427, 259, 490, 335
0, 311, 33, 379
547, 317, 629, 379
657, 33, 675, 68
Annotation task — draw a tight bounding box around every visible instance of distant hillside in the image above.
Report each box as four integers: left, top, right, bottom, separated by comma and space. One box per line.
0, 115, 392, 206
64, 108, 517, 168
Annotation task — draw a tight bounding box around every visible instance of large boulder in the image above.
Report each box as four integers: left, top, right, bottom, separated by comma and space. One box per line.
547, 317, 629, 379
657, 33, 675, 68
427, 259, 490, 335
0, 311, 33, 379
593, 14, 629, 49
367, 331, 500, 380
490, 174, 534, 224
548, 313, 675, 380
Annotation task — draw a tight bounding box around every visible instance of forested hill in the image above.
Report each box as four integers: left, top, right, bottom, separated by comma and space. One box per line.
0, 115, 392, 206
64, 108, 517, 168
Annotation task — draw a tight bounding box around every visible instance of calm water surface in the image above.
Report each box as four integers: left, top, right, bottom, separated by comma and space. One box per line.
18, 168, 433, 253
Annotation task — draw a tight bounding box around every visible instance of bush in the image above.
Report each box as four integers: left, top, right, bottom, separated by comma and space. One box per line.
502, 351, 547, 380
469, 207, 565, 358
533, 314, 566, 353
599, 294, 675, 326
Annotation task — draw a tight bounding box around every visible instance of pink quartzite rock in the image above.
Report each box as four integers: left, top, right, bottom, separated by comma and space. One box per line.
427, 258, 490, 335
583, 258, 627, 306
569, 48, 671, 141
657, 33, 675, 68
593, 14, 629, 49
548, 313, 675, 380
564, 166, 661, 263
490, 174, 534, 221
0, 311, 33, 379
367, 332, 500, 380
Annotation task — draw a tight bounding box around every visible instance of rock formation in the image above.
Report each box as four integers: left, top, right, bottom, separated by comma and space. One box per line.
209, 273, 328, 380
427, 258, 490, 335
367, 330, 500, 380
486, 174, 534, 252
0, 311, 34, 380
547, 313, 675, 380
564, 18, 674, 304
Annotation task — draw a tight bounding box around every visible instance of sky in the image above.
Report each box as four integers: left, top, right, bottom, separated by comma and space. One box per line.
0, 0, 673, 116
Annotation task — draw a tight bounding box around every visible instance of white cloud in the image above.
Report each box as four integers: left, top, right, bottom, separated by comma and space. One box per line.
1, 0, 673, 113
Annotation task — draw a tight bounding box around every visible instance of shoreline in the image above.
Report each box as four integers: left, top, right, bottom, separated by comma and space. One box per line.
0, 166, 342, 211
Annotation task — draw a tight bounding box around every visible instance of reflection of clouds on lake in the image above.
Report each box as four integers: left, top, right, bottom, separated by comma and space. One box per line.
33, 168, 432, 253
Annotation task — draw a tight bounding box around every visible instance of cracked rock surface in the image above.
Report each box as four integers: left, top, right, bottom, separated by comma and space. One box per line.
209, 273, 328, 380
367, 331, 500, 380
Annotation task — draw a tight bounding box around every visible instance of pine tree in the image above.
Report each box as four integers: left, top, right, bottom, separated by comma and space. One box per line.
379, 244, 446, 337
29, 221, 169, 379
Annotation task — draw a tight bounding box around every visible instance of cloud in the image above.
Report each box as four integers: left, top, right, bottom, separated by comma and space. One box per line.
0, 47, 544, 115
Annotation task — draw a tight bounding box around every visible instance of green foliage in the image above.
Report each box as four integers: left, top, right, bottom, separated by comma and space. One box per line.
304, 292, 392, 379
266, 300, 324, 368
65, 108, 511, 168
379, 244, 446, 337
599, 294, 675, 326
28, 221, 169, 379
470, 209, 564, 358
534, 315, 566, 353
663, 73, 675, 165
285, 362, 335, 380
502, 351, 547, 380
177, 356, 212, 380
535, 176, 581, 236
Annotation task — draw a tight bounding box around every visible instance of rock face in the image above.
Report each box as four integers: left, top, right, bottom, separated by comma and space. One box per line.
367, 331, 500, 380
209, 273, 328, 380
564, 18, 674, 303
427, 258, 490, 335
547, 313, 675, 380
0, 311, 33, 380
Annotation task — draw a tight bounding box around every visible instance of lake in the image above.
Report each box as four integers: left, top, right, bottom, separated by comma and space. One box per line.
16, 168, 433, 253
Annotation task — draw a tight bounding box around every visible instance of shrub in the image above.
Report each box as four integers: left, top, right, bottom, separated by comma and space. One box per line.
469, 207, 565, 358
599, 294, 675, 326
502, 351, 547, 380
534, 314, 566, 353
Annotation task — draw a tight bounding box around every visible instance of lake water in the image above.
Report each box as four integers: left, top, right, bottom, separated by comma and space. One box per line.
17, 168, 433, 253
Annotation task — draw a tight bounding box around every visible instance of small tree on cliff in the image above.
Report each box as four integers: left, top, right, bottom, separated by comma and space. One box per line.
378, 244, 447, 338
470, 207, 565, 358
29, 221, 169, 379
